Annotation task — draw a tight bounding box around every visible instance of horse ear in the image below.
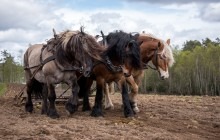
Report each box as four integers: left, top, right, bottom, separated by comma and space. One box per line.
126, 41, 134, 51
167, 39, 171, 45
95, 35, 100, 40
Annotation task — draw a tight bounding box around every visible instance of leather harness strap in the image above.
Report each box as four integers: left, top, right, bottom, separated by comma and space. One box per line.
92, 56, 123, 73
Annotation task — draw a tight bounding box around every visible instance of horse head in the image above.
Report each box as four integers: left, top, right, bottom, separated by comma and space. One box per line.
105, 31, 142, 77
139, 34, 174, 80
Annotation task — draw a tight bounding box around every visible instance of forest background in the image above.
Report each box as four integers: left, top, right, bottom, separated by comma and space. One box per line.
0, 37, 219, 96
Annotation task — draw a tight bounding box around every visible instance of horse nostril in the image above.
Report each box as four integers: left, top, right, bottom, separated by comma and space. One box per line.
161, 76, 165, 80
124, 73, 131, 77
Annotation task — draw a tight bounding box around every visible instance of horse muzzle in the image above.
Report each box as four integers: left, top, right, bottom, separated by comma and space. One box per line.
124, 72, 131, 77
158, 68, 169, 80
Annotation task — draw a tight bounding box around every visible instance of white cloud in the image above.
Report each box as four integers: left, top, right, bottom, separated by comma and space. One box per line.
0, 0, 53, 30
199, 3, 220, 22
0, 0, 219, 62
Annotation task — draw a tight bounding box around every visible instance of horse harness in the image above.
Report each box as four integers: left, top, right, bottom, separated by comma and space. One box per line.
92, 56, 123, 73
93, 31, 123, 74
24, 38, 84, 74
142, 46, 166, 71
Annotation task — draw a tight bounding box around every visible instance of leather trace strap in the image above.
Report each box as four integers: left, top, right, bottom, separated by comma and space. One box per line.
92, 56, 123, 73
60, 66, 83, 73
105, 56, 123, 73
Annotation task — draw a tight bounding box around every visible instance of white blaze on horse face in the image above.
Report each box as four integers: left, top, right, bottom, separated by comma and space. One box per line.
158, 67, 169, 79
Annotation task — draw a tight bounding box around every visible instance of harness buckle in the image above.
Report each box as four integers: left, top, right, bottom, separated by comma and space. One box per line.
79, 66, 84, 73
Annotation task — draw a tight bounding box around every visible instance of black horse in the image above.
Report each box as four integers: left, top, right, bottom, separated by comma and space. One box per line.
78, 31, 142, 117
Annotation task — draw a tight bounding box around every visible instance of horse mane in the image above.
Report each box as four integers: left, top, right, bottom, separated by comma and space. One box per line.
140, 33, 175, 67
104, 30, 141, 68
160, 40, 175, 67
51, 29, 105, 66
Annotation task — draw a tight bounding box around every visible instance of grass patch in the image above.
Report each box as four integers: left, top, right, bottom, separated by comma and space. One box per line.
0, 83, 7, 96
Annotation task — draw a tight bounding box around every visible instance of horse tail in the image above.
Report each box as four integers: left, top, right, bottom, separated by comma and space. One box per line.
30, 78, 44, 99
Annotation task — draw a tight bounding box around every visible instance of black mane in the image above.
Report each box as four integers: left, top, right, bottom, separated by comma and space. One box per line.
104, 30, 141, 68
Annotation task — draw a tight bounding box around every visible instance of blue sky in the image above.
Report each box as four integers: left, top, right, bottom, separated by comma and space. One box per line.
0, 0, 220, 61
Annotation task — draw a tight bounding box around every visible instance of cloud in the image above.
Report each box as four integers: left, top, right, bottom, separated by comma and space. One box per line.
0, 0, 219, 62
124, 0, 220, 22
0, 0, 52, 30
124, 0, 220, 4
199, 3, 220, 22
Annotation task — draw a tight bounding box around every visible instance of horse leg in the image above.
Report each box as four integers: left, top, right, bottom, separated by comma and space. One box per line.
82, 78, 93, 111
65, 78, 79, 114
47, 84, 59, 118
91, 78, 104, 117
41, 84, 48, 115
104, 83, 114, 110
126, 74, 143, 113
25, 80, 34, 113
121, 80, 134, 117
109, 82, 115, 94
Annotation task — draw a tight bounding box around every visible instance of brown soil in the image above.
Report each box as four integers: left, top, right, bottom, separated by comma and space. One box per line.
0, 83, 219, 140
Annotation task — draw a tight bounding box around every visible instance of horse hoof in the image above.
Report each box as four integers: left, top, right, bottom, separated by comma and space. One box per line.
47, 109, 60, 119
82, 105, 91, 112
41, 109, 47, 115
91, 107, 103, 117
130, 101, 139, 114
124, 112, 135, 118
48, 114, 60, 119
123, 106, 135, 117
133, 107, 140, 113
25, 103, 33, 113
65, 102, 78, 114
104, 105, 114, 110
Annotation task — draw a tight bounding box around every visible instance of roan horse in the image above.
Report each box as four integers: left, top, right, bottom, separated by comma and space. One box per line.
24, 28, 104, 118
104, 33, 175, 112
78, 30, 142, 117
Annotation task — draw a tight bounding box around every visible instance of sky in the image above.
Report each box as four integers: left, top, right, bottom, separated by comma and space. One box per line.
0, 0, 220, 62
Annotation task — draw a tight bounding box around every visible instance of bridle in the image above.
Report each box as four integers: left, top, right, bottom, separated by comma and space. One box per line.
142, 47, 166, 71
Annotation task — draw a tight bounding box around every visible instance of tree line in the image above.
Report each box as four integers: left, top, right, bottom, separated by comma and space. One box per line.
0, 37, 219, 96
0, 50, 24, 83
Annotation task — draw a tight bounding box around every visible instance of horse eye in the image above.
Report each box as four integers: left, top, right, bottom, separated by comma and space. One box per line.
163, 54, 167, 58
160, 54, 166, 59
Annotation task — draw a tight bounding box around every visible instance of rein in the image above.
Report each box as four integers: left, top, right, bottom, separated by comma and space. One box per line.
105, 56, 123, 72
24, 44, 84, 74
93, 56, 123, 73
142, 47, 165, 71
24, 45, 56, 70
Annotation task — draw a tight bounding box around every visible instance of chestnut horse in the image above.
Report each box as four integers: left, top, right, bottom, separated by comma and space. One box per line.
104, 33, 175, 112
78, 30, 142, 117
24, 28, 104, 118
